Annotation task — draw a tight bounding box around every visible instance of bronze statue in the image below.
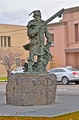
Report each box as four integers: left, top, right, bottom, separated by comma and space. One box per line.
23, 9, 64, 73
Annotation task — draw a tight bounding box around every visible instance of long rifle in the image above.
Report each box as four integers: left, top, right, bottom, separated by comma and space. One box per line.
37, 8, 64, 29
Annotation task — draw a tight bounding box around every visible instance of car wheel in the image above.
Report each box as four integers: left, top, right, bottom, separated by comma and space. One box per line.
75, 81, 79, 84
62, 77, 69, 85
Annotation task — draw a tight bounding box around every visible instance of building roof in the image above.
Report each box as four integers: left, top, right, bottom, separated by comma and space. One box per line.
48, 21, 67, 27
64, 6, 79, 14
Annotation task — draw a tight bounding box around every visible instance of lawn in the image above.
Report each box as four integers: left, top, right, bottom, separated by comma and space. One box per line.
0, 111, 79, 120
0, 77, 7, 82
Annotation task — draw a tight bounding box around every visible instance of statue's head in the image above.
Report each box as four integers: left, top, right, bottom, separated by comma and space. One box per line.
29, 10, 41, 18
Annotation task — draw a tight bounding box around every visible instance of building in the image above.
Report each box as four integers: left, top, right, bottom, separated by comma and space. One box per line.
48, 6, 79, 69
0, 24, 29, 77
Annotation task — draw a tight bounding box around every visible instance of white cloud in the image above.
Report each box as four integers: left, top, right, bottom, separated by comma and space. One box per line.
0, 0, 79, 25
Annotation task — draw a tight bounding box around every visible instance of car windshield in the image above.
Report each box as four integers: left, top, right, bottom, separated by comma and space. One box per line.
15, 67, 24, 71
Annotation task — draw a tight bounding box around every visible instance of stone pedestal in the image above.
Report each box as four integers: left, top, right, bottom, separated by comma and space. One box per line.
6, 73, 57, 106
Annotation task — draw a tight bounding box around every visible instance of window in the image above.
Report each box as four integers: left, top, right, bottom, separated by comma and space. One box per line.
0, 36, 11, 47
1, 37, 3, 47
8, 37, 11, 47
50, 34, 54, 46
16, 58, 20, 66
56, 69, 65, 72
75, 23, 79, 42
21, 59, 25, 66
4, 37, 6, 47
48, 69, 57, 73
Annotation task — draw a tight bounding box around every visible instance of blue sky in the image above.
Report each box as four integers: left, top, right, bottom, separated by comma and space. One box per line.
0, 0, 79, 26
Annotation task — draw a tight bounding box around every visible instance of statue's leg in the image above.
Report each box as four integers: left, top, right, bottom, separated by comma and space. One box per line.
27, 60, 33, 73
27, 52, 34, 73
37, 55, 44, 72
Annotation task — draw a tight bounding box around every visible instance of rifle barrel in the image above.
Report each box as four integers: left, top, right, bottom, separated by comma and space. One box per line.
40, 8, 64, 28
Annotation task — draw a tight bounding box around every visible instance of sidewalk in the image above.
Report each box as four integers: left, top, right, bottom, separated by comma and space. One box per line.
0, 82, 79, 117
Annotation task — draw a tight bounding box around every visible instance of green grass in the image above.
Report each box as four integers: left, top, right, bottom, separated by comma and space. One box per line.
0, 77, 7, 82
0, 111, 79, 120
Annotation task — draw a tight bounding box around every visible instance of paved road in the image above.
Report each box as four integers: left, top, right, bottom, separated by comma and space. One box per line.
0, 82, 79, 116
57, 83, 79, 94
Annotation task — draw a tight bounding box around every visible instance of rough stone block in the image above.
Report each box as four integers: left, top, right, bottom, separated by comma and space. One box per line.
6, 73, 57, 106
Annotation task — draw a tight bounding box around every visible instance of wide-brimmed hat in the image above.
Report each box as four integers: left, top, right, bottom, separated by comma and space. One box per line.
29, 10, 41, 17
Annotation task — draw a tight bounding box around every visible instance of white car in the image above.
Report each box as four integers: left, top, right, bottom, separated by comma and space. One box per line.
48, 67, 79, 84
11, 67, 25, 74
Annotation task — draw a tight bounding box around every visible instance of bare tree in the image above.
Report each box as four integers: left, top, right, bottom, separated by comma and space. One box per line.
0, 48, 21, 77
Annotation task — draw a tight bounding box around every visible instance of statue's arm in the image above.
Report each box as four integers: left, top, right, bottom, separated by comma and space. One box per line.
27, 21, 40, 38
27, 27, 39, 38
44, 27, 52, 44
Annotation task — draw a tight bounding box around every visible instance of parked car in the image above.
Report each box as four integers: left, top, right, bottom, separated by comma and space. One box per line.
48, 67, 79, 84
11, 67, 25, 74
